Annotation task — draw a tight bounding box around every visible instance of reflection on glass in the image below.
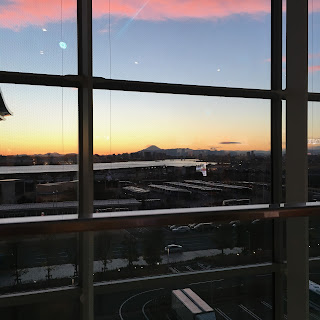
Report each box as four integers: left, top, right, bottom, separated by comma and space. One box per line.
93, 221, 272, 283
93, 91, 271, 211
0, 85, 78, 217
0, 234, 78, 294
93, 0, 270, 88
95, 274, 273, 319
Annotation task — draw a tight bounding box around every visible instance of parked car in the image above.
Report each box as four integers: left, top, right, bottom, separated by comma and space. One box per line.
193, 222, 214, 231
165, 244, 183, 253
229, 220, 240, 227
251, 219, 260, 224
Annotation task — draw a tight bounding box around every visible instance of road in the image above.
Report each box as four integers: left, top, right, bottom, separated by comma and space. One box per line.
96, 276, 275, 320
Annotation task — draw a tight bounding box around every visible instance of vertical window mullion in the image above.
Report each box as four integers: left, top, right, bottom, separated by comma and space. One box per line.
286, 0, 309, 319
78, 0, 94, 319
271, 0, 284, 319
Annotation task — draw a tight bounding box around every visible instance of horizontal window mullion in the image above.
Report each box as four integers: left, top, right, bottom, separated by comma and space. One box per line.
1, 204, 320, 238
93, 77, 277, 99
308, 92, 320, 101
0, 71, 82, 88
0, 71, 281, 99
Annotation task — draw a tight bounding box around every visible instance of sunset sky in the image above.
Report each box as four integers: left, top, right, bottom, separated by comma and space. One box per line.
0, 0, 320, 156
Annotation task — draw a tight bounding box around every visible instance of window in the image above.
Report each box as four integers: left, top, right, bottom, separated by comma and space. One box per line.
0, 0, 315, 319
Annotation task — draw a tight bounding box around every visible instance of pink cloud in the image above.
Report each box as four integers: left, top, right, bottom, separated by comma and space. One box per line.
309, 53, 320, 59
0, 0, 272, 30
309, 65, 320, 73
0, 0, 76, 30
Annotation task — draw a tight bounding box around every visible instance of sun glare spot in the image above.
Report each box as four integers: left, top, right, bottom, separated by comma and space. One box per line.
59, 42, 67, 49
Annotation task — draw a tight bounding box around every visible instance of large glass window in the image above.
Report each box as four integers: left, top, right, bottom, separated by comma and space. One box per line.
93, 91, 271, 210
0, 0, 316, 319
93, 0, 271, 89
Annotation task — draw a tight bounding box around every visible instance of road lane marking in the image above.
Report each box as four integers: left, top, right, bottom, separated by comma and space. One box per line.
239, 304, 262, 320
310, 312, 320, 320
142, 299, 152, 320
119, 288, 164, 320
215, 307, 232, 320
310, 300, 320, 311
260, 300, 287, 319
169, 267, 179, 273
260, 301, 272, 309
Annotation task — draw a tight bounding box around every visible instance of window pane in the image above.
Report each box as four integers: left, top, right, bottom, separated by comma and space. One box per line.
93, 91, 271, 211
308, 102, 320, 202
0, 233, 78, 294
0, 0, 77, 75
0, 85, 78, 217
93, 0, 271, 89
309, 0, 320, 92
93, 221, 272, 283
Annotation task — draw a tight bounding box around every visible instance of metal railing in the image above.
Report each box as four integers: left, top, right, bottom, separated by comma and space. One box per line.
0, 202, 319, 237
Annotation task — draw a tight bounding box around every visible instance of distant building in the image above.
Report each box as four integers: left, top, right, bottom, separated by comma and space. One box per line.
0, 179, 25, 204
36, 180, 77, 202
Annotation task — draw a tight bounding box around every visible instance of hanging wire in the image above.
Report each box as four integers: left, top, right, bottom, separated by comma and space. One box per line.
311, 0, 314, 155
61, 0, 65, 161
109, 0, 112, 158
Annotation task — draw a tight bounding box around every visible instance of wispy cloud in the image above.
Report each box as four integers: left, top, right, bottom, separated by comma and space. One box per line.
309, 53, 320, 59
219, 141, 241, 145
0, 0, 76, 30
309, 65, 320, 73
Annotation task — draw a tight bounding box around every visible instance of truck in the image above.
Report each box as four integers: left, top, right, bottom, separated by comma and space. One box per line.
172, 288, 216, 320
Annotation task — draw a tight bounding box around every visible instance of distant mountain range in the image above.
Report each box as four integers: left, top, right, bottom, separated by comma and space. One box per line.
139, 145, 320, 156
5, 145, 320, 158
140, 145, 270, 156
